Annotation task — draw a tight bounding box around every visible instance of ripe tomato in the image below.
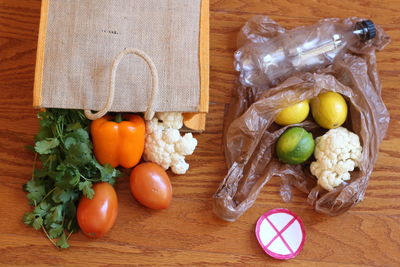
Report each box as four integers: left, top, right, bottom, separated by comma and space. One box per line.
130, 162, 172, 210
77, 182, 118, 238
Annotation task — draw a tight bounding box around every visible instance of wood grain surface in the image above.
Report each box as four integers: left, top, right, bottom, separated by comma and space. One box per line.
1, 0, 399, 266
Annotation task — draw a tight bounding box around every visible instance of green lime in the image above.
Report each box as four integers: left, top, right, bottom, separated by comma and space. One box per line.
276, 127, 315, 165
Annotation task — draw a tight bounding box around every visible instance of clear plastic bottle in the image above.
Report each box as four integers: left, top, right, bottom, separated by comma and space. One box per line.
234, 20, 376, 88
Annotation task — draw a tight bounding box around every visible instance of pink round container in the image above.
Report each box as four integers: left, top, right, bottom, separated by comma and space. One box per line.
255, 208, 306, 260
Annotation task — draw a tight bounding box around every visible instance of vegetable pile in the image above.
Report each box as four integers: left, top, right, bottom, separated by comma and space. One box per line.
274, 91, 362, 191
23, 109, 121, 248
23, 109, 198, 249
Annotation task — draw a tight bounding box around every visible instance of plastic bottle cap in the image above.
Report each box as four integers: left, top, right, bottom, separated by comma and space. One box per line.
355, 20, 376, 41
255, 209, 306, 260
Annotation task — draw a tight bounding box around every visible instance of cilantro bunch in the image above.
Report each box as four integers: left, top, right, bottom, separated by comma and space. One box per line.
23, 109, 120, 248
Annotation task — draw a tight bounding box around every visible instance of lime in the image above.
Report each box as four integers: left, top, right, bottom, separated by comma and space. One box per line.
310, 91, 348, 129
275, 100, 310, 126
276, 127, 315, 165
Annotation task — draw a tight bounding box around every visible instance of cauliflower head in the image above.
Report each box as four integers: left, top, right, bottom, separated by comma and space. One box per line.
144, 112, 197, 174
156, 112, 183, 129
310, 127, 362, 191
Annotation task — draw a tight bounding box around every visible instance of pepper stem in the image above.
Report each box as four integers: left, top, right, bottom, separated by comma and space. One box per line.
115, 113, 123, 123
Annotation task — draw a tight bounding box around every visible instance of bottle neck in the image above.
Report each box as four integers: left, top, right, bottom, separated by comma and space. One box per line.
341, 26, 364, 48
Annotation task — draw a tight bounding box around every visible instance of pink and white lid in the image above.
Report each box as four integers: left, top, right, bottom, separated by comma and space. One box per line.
255, 208, 306, 260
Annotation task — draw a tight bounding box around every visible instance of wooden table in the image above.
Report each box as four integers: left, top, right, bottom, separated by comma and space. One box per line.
1, 0, 399, 266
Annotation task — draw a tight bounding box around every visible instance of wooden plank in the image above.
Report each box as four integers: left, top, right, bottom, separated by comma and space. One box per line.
1, 183, 399, 266
0, 234, 380, 267
210, 0, 400, 26
0, 0, 41, 40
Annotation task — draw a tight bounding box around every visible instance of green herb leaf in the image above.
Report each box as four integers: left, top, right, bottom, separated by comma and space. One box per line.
24, 178, 46, 204
33, 168, 47, 178
35, 138, 60, 154
64, 137, 76, 149
79, 181, 94, 199
64, 201, 77, 220
48, 223, 64, 239
36, 126, 52, 141
65, 143, 92, 166
23, 212, 35, 225
39, 154, 57, 169
32, 216, 43, 230
99, 164, 120, 185
34, 201, 50, 217
66, 122, 82, 131
70, 128, 90, 143
49, 205, 63, 224
56, 232, 70, 249
52, 187, 74, 203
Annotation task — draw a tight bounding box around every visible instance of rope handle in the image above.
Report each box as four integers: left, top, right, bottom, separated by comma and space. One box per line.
84, 48, 159, 121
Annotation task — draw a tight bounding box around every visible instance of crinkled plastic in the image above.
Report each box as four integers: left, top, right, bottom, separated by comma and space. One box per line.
213, 16, 390, 222
235, 16, 389, 88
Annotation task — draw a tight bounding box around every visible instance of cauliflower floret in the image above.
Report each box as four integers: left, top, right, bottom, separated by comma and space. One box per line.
163, 128, 181, 143
170, 153, 189, 174
144, 113, 198, 174
144, 119, 172, 169
175, 133, 198, 156
156, 112, 183, 129
310, 127, 362, 191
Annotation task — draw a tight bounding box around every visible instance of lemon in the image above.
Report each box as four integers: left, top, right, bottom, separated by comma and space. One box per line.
310, 92, 348, 129
275, 100, 310, 126
276, 127, 315, 165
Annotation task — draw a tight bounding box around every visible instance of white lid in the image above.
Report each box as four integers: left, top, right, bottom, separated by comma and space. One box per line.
255, 208, 306, 260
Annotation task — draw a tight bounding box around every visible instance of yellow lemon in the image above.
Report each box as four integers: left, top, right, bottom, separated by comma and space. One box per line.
274, 100, 310, 126
310, 91, 348, 129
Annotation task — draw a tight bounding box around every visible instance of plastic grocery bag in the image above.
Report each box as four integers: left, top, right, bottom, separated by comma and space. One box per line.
213, 16, 390, 222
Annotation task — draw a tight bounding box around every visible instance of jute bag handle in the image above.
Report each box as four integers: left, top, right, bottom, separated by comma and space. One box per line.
84, 48, 159, 121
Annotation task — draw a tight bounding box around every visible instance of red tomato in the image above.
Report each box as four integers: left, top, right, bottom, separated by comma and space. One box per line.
77, 182, 118, 238
130, 162, 172, 210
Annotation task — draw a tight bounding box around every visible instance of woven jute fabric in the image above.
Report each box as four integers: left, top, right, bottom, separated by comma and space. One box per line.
41, 0, 201, 112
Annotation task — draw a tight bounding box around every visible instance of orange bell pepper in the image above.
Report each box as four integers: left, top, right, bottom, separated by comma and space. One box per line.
91, 114, 145, 168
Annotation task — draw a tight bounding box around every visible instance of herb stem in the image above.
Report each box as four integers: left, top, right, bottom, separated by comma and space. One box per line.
66, 231, 73, 241
41, 225, 58, 249
80, 175, 98, 182
39, 187, 56, 203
